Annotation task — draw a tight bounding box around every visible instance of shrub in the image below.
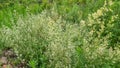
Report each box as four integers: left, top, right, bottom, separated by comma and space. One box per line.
85, 0, 120, 49
76, 0, 120, 67
0, 9, 78, 68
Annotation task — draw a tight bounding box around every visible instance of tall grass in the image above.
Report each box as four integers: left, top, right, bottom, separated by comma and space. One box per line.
0, 0, 106, 27
0, 9, 79, 68
0, 0, 120, 68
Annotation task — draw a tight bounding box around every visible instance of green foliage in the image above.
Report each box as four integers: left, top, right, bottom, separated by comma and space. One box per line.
85, 0, 120, 49
0, 0, 52, 27
0, 10, 78, 68
0, 0, 120, 68
28, 59, 37, 68
0, 0, 105, 27
53, 0, 105, 23
76, 0, 120, 67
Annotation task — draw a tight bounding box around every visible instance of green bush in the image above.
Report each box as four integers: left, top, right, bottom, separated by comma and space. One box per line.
85, 0, 120, 49
76, 0, 120, 67
0, 9, 78, 68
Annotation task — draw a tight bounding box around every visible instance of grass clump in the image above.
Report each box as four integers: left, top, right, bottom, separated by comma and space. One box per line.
0, 9, 78, 68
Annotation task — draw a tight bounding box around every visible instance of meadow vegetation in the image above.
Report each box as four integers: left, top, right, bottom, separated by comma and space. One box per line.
0, 0, 120, 68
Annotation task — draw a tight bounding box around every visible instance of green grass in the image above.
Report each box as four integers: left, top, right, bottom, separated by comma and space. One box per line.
0, 0, 105, 27
0, 0, 51, 27
0, 0, 120, 68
